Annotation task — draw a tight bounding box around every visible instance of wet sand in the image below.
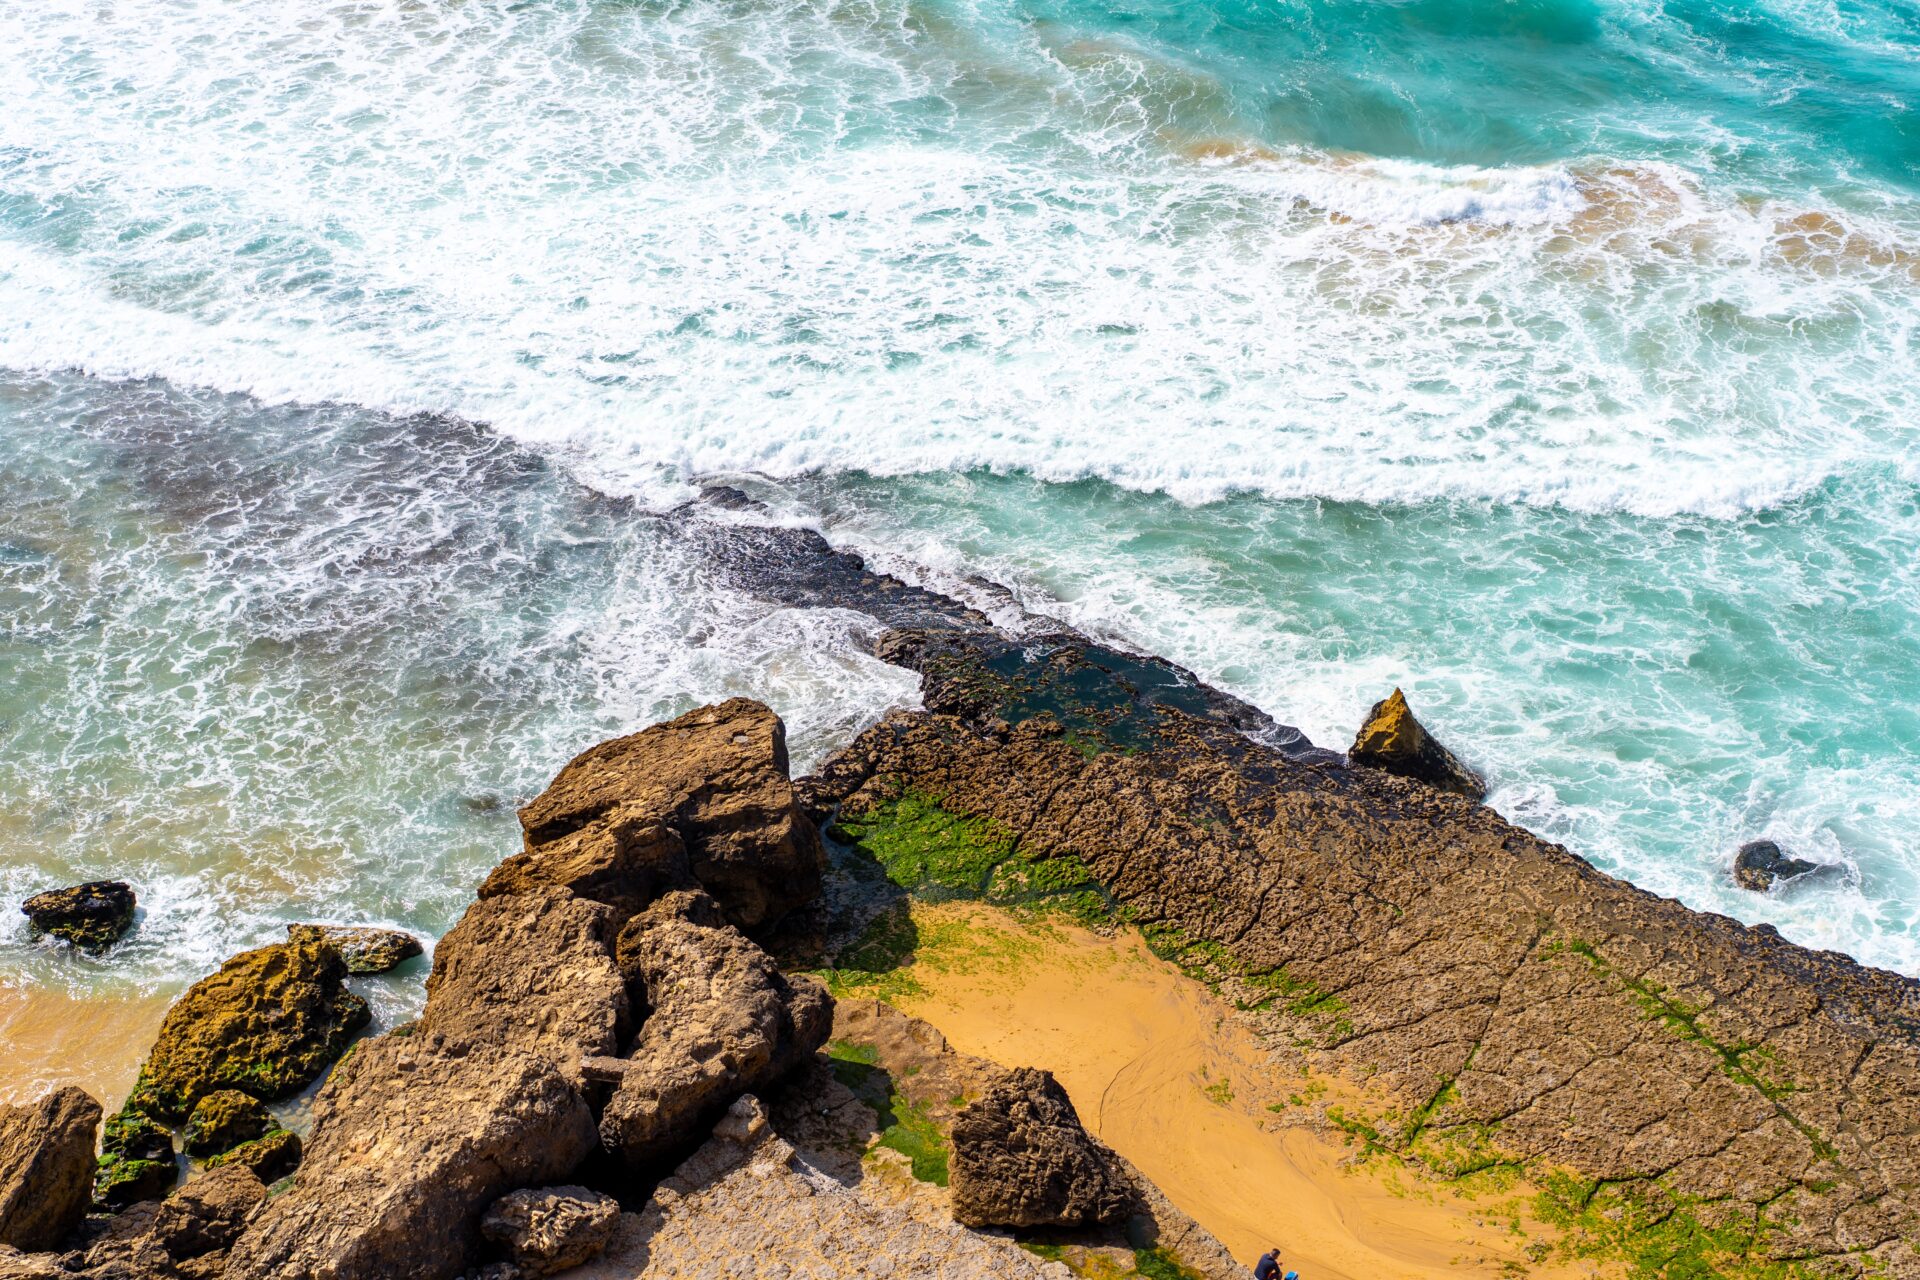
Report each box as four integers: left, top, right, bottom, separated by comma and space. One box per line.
0, 981, 172, 1107
887, 904, 1606, 1280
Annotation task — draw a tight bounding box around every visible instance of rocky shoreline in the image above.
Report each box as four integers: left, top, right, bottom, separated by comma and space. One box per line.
4, 502, 1918, 1280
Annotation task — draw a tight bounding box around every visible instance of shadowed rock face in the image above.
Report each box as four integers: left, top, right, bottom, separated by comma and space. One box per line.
1346, 687, 1485, 801
0, 1087, 100, 1251
804, 627, 1920, 1278
951, 1068, 1137, 1230
510, 698, 825, 933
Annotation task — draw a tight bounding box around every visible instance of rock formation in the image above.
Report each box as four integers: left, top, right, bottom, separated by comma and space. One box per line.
950, 1068, 1137, 1230
1733, 839, 1824, 892
204, 1129, 300, 1184
1346, 687, 1485, 800
181, 1093, 272, 1159
20, 881, 136, 951
801, 624, 1920, 1277
138, 936, 370, 1117
478, 1187, 620, 1277
285, 923, 422, 974
0, 1087, 100, 1251
598, 889, 832, 1166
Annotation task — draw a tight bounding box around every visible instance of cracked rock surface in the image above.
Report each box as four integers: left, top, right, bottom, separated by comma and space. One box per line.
949, 1068, 1136, 1230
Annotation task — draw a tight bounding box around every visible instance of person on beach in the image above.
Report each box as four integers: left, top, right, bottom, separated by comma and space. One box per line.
1253, 1248, 1283, 1280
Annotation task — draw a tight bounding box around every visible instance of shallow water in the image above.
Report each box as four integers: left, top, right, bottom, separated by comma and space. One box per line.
2, 0, 1918, 1098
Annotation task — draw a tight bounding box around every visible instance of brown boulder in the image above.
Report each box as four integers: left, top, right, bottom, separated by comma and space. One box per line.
1346, 687, 1485, 800
513, 699, 824, 931
0, 1086, 100, 1250
149, 1164, 265, 1261
950, 1068, 1137, 1229
421, 887, 628, 1063
222, 1036, 597, 1280
285, 924, 423, 975
20, 882, 135, 951
139, 937, 370, 1118
205, 1129, 301, 1185
598, 890, 832, 1167
478, 1186, 619, 1277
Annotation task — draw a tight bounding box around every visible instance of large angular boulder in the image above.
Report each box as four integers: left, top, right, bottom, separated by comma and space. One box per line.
950, 1068, 1137, 1230
510, 699, 824, 932
286, 923, 423, 975
149, 1163, 266, 1262
20, 882, 135, 951
1346, 688, 1485, 801
139, 937, 370, 1117
478, 1186, 619, 1277
0, 1086, 100, 1251
222, 1037, 598, 1280
421, 887, 628, 1063
598, 890, 832, 1167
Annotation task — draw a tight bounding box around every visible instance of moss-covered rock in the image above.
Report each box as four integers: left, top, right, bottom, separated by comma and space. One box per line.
183, 1089, 274, 1158
93, 1152, 177, 1209
207, 1128, 302, 1184
20, 880, 136, 951
140, 937, 370, 1118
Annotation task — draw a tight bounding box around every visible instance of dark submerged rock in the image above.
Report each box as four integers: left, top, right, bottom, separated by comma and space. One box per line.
0, 1086, 100, 1251
1733, 839, 1825, 892
478, 1186, 619, 1277
20, 881, 135, 951
949, 1067, 1136, 1229
285, 923, 423, 975
1346, 687, 1486, 801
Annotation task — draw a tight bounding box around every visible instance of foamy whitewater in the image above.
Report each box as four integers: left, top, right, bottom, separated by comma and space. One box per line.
2, 0, 1917, 1031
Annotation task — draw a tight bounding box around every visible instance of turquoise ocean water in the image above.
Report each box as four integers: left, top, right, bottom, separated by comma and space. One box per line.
1, 0, 1916, 1048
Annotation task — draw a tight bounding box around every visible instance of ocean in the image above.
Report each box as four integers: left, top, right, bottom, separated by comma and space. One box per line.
2, 0, 1916, 1089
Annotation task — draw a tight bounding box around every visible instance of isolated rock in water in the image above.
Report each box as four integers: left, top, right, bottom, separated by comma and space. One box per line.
206, 1129, 301, 1185
223, 1036, 597, 1280
139, 936, 370, 1118
182, 1090, 273, 1158
286, 923, 423, 975
1733, 840, 1823, 892
950, 1067, 1137, 1229
421, 886, 628, 1062
1346, 688, 1486, 800
479, 1186, 620, 1277
599, 890, 833, 1167
20, 881, 135, 951
0, 1086, 100, 1250
514, 699, 825, 932
149, 1162, 266, 1261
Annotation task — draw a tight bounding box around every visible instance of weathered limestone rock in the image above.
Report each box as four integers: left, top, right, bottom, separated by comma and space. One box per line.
223, 1036, 597, 1280
1346, 687, 1486, 800
599, 890, 832, 1167
421, 887, 628, 1063
479, 1186, 619, 1277
181, 1091, 272, 1159
149, 1163, 265, 1262
510, 699, 824, 932
803, 626, 1920, 1276
950, 1068, 1136, 1229
20, 881, 135, 951
1733, 839, 1823, 892
205, 1129, 301, 1185
139, 937, 370, 1117
0, 1086, 100, 1251
286, 923, 423, 975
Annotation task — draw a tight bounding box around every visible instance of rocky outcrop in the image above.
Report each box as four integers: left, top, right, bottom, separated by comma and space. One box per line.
598, 890, 832, 1167
94, 1103, 178, 1209
148, 1164, 265, 1263
222, 1037, 597, 1280
20, 881, 136, 951
1346, 687, 1485, 800
950, 1069, 1136, 1230
205, 1129, 301, 1185
138, 936, 370, 1117
181, 1092, 272, 1159
421, 887, 628, 1062
803, 626, 1920, 1277
286, 923, 422, 975
506, 699, 825, 932
478, 1187, 619, 1277
1732, 839, 1824, 892
0, 1087, 100, 1251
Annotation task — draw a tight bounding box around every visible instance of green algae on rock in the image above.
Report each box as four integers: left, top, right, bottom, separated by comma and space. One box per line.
206, 1128, 303, 1185
19, 881, 136, 951
183, 1090, 275, 1159
139, 937, 370, 1118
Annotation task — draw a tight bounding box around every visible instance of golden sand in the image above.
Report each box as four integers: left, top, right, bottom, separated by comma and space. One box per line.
878, 904, 1606, 1280
0, 981, 173, 1107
